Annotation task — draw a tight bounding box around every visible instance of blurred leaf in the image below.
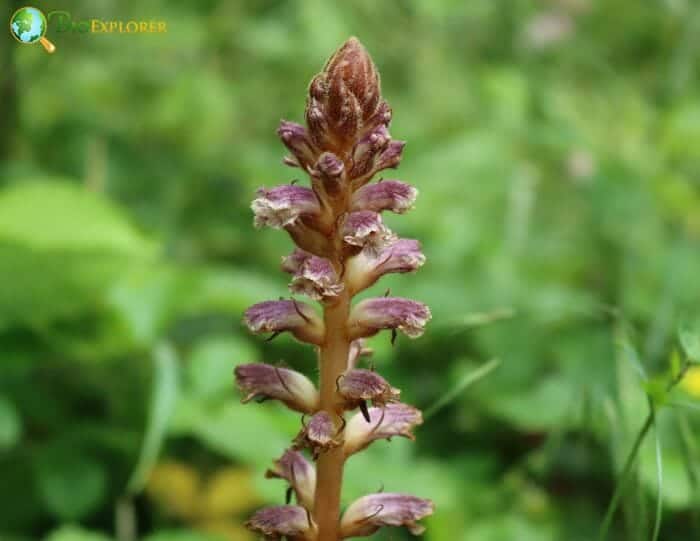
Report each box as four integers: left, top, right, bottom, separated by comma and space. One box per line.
44, 525, 112, 541
484, 375, 575, 431
34, 447, 106, 520
0, 180, 154, 330
679, 321, 700, 363
0, 395, 22, 450
462, 513, 558, 541
186, 335, 258, 399
170, 397, 297, 468
0, 181, 153, 255
109, 265, 281, 344
142, 530, 226, 541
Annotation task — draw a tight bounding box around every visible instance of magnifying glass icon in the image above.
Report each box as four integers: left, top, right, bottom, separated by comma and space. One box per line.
9, 6, 56, 53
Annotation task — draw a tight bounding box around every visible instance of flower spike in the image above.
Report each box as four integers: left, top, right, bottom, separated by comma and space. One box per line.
243, 37, 433, 540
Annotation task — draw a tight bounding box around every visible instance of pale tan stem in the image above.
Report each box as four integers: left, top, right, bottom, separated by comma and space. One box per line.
314, 290, 351, 541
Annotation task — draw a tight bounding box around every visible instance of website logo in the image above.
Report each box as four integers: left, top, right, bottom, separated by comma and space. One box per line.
9, 6, 56, 53
9, 7, 168, 54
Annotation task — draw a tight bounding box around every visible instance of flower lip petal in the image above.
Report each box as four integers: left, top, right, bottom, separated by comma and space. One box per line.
376, 140, 406, 170
315, 151, 345, 179
252, 185, 321, 229
351, 180, 417, 214
340, 493, 434, 538
344, 402, 423, 457
338, 369, 400, 407
235, 363, 319, 414
265, 449, 316, 510
277, 120, 318, 170
350, 124, 391, 178
342, 211, 396, 254
295, 411, 341, 458
246, 504, 316, 539
348, 297, 431, 340
282, 249, 343, 301
244, 300, 324, 345
346, 239, 426, 295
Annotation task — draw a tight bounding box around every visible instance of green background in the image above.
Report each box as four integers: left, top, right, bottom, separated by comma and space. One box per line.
2, 0, 700, 540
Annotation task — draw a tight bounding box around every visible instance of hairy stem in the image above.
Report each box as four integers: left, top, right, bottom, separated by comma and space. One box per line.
314, 289, 351, 541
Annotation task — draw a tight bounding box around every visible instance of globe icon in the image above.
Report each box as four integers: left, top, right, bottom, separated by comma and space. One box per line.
9, 6, 55, 53
10, 6, 46, 43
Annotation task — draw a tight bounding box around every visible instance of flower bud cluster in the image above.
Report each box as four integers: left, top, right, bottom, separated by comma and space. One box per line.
238, 37, 433, 540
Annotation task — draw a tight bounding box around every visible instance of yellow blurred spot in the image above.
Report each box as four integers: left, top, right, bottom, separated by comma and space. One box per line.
681, 366, 700, 398
147, 460, 261, 535
146, 461, 201, 519
201, 467, 261, 516
197, 519, 255, 541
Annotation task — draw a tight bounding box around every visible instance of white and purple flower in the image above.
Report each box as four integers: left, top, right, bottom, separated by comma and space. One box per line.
348, 297, 431, 339
252, 185, 321, 229
244, 300, 324, 345
340, 493, 434, 538
344, 402, 423, 456
235, 363, 319, 414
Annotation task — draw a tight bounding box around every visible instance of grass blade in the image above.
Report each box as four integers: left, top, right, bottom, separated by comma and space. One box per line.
423, 358, 500, 420
597, 406, 655, 541
651, 419, 663, 541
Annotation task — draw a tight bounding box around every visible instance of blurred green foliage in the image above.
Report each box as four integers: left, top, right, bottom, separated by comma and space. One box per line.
2, 0, 700, 540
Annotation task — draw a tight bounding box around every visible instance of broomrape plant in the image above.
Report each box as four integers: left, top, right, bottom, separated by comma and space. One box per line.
236, 37, 434, 540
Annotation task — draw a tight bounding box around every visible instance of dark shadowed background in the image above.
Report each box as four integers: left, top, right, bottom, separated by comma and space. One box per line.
2, 1, 700, 540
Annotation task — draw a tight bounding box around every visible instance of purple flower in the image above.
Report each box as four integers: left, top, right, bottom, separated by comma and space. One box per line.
348, 297, 431, 339
342, 211, 396, 254
349, 125, 391, 178
373, 140, 406, 172
351, 180, 417, 214
339, 493, 434, 538
281, 249, 343, 301
244, 300, 324, 345
246, 505, 317, 540
338, 369, 400, 409
344, 402, 423, 456
312, 152, 346, 198
346, 239, 426, 294
252, 185, 321, 229
235, 363, 319, 414
266, 449, 316, 510
295, 411, 341, 458
277, 121, 319, 171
